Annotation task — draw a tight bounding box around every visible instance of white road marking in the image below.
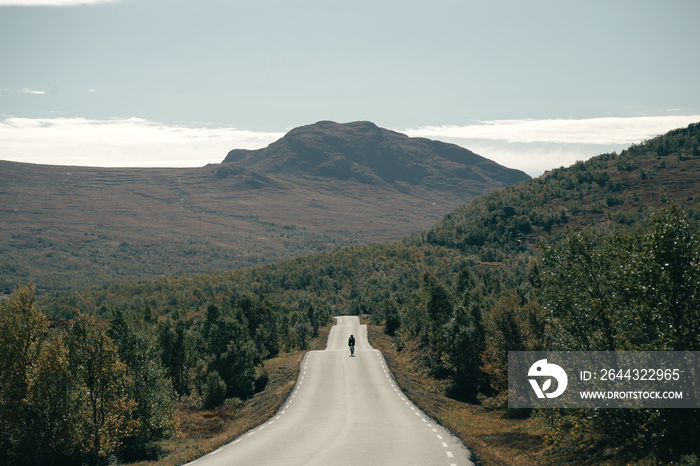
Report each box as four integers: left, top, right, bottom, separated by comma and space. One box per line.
446, 451, 454, 458
442, 442, 448, 448
209, 447, 224, 455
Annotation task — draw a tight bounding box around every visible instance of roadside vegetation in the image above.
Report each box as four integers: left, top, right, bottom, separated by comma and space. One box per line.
1, 123, 699, 464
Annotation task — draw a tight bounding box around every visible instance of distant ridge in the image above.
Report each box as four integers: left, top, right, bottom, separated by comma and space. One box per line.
223, 120, 530, 194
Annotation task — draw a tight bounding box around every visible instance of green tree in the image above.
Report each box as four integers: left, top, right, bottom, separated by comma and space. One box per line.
0, 284, 48, 463
536, 207, 700, 461
539, 230, 621, 350
203, 370, 227, 408
480, 291, 545, 407
26, 333, 76, 462
382, 298, 401, 336
158, 311, 192, 395
631, 207, 700, 350
443, 268, 488, 401
421, 271, 453, 351
67, 312, 138, 462
480, 292, 526, 400
107, 310, 178, 460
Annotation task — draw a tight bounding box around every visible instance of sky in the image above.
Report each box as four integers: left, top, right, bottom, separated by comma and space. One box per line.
1, 0, 699, 176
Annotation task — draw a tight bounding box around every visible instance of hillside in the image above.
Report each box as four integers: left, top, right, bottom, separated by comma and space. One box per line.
0, 121, 528, 294
41, 122, 700, 319
24, 122, 700, 464
416, 122, 700, 258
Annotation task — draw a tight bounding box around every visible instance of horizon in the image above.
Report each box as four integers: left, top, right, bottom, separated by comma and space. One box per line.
1, 116, 699, 177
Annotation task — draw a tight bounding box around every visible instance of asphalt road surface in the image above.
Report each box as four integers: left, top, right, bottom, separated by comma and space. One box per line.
188, 316, 473, 465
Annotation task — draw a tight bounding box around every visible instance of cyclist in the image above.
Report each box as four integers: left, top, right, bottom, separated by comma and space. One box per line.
348, 334, 355, 357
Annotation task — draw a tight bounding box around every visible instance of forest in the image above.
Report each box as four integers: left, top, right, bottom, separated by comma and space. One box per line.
1, 123, 699, 464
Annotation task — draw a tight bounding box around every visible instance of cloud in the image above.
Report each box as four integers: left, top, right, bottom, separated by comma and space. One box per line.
402, 115, 700, 145
401, 115, 700, 176
0, 117, 283, 167
20, 88, 47, 95
1, 115, 698, 176
0, 0, 119, 5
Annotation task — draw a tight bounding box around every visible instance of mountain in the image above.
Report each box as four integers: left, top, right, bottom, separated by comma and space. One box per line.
0, 121, 528, 294
223, 120, 529, 196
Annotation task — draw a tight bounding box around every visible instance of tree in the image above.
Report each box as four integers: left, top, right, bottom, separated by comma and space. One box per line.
26, 333, 76, 462
0, 284, 48, 463
421, 271, 453, 351
203, 370, 227, 408
480, 292, 526, 400
632, 207, 700, 350
107, 310, 178, 460
536, 207, 700, 460
539, 231, 622, 351
444, 304, 485, 401
444, 268, 488, 401
383, 298, 401, 336
480, 290, 545, 408
67, 312, 138, 462
158, 311, 192, 395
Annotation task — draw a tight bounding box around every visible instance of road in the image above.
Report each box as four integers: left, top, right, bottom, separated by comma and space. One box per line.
188, 316, 473, 465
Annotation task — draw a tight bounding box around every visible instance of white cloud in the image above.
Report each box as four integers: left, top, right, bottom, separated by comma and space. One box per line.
0, 117, 283, 167
1, 115, 697, 176
20, 88, 47, 95
0, 0, 118, 5
403, 115, 700, 145
401, 115, 700, 176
